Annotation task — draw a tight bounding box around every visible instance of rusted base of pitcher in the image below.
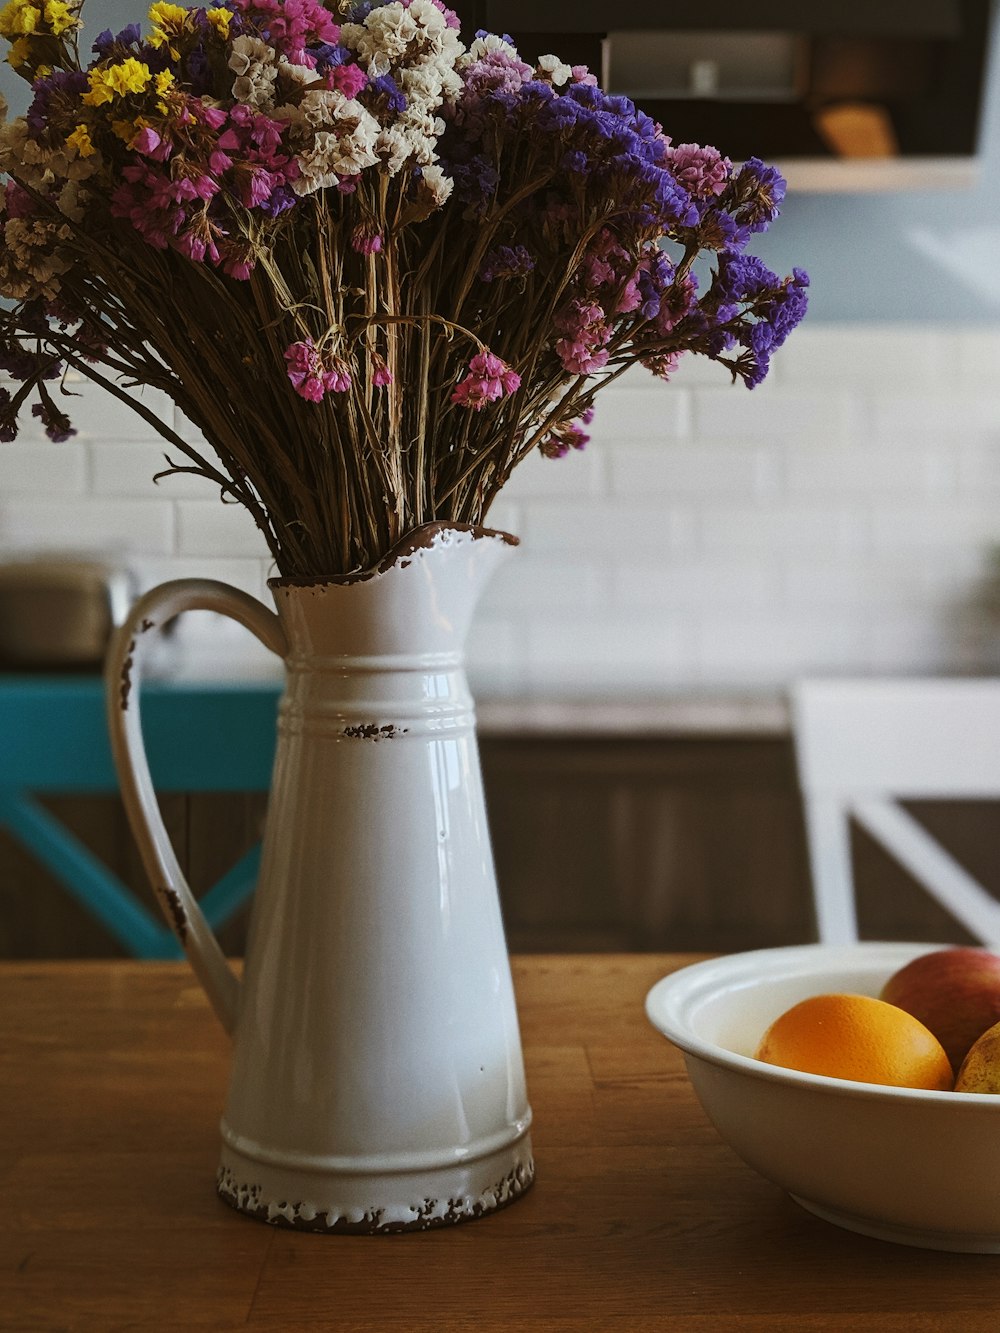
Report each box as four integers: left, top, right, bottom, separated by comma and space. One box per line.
216, 1134, 535, 1233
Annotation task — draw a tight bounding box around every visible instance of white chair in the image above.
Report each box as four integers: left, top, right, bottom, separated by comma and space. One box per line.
790, 678, 1000, 947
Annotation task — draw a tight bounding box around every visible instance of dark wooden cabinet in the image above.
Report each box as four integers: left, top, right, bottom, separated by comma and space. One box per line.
3, 734, 998, 958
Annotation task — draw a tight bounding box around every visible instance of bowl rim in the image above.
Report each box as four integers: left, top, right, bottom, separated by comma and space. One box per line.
645, 941, 1000, 1107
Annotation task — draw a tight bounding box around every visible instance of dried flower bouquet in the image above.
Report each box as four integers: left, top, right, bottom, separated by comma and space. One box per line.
0, 0, 808, 576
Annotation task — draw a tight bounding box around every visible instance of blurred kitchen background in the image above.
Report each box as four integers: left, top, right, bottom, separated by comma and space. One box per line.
3, 1, 1000, 957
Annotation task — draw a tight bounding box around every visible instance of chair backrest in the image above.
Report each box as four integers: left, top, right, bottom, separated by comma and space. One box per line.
790, 679, 1000, 947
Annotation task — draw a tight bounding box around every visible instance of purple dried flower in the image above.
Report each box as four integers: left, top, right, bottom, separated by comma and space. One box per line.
479, 244, 534, 283
0, 388, 17, 442
31, 399, 76, 442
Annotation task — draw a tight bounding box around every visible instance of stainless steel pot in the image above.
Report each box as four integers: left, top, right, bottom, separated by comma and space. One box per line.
0, 557, 132, 670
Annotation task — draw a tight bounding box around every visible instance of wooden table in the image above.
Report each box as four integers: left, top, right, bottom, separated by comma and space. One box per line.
4, 955, 1000, 1331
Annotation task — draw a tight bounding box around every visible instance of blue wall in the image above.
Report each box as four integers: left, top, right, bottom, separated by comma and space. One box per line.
4, 2, 1000, 322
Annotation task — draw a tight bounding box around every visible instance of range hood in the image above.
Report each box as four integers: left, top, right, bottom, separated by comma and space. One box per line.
466, 1, 993, 190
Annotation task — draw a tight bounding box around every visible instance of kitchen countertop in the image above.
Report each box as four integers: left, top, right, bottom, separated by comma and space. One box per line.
4, 954, 1000, 1331
475, 691, 790, 737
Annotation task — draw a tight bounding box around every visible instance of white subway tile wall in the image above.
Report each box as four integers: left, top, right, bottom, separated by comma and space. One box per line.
4, 322, 1000, 694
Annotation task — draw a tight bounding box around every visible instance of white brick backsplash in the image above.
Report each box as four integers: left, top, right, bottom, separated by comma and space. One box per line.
783, 442, 948, 497
0, 498, 174, 555
780, 559, 932, 609
467, 617, 528, 697
128, 556, 273, 601
481, 498, 521, 539
89, 440, 217, 498
482, 555, 609, 614
693, 382, 862, 442
957, 440, 1000, 495
493, 448, 604, 502
776, 325, 951, 389
519, 500, 694, 554
609, 440, 776, 498
614, 558, 777, 610
0, 441, 87, 494
173, 409, 210, 446
870, 505, 1000, 552
176, 499, 272, 558
153, 608, 283, 681
870, 394, 1000, 441
949, 330, 1000, 391
865, 610, 985, 675
662, 352, 739, 390
698, 502, 864, 554
524, 612, 695, 694
58, 380, 175, 442
697, 612, 867, 683
9, 322, 1000, 693
588, 384, 691, 441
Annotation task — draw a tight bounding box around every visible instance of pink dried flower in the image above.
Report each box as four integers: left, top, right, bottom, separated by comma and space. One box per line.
3, 182, 35, 218
451, 350, 520, 411
330, 63, 367, 99
131, 127, 163, 156
662, 142, 731, 199
351, 225, 383, 255
284, 339, 351, 402
539, 416, 590, 459
553, 299, 611, 375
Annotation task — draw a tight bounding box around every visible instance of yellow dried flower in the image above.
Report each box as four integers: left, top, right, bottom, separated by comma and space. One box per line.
148, 0, 186, 27
5, 34, 31, 65
111, 116, 139, 142
82, 58, 152, 106
147, 0, 186, 53
205, 7, 231, 37
0, 0, 41, 38
65, 123, 95, 157
41, 0, 76, 34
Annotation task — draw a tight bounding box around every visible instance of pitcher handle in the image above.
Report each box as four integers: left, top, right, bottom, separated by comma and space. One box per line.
105, 580, 288, 1034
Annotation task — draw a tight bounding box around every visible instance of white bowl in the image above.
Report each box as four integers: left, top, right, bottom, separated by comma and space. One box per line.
646, 942, 1000, 1252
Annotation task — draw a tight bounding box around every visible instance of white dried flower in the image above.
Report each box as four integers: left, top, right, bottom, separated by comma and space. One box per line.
332, 119, 382, 174
358, 3, 419, 63
289, 91, 381, 192
462, 33, 520, 65
229, 36, 279, 108
296, 87, 352, 129
291, 147, 340, 196
405, 0, 449, 34
0, 118, 99, 196
0, 217, 73, 300
537, 54, 572, 87
375, 125, 411, 175
418, 162, 453, 207
398, 55, 463, 108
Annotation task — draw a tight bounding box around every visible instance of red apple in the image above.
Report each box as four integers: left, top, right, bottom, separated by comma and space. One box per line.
955, 1019, 1000, 1093
880, 947, 1000, 1072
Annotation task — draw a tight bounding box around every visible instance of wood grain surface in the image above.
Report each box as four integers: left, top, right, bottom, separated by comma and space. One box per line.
2, 955, 1000, 1331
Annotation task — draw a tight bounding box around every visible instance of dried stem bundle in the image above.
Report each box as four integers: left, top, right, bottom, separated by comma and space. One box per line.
0, 0, 808, 575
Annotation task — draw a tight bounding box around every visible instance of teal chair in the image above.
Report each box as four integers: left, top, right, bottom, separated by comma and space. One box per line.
0, 676, 281, 957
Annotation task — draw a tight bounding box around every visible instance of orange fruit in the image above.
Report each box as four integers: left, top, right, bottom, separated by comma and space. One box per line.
754, 992, 954, 1090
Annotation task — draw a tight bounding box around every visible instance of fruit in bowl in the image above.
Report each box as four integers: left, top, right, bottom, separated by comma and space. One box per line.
879, 946, 1000, 1072
955, 1019, 1000, 1093
645, 942, 1000, 1252
754, 991, 954, 1090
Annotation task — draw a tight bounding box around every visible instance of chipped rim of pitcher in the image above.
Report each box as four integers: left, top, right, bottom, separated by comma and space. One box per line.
267, 522, 520, 589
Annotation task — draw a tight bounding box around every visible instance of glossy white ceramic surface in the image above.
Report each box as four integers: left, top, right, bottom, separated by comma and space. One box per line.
106, 525, 533, 1232
646, 942, 1000, 1252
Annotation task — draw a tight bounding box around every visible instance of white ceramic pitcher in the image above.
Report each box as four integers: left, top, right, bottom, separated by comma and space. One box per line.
105, 523, 534, 1232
